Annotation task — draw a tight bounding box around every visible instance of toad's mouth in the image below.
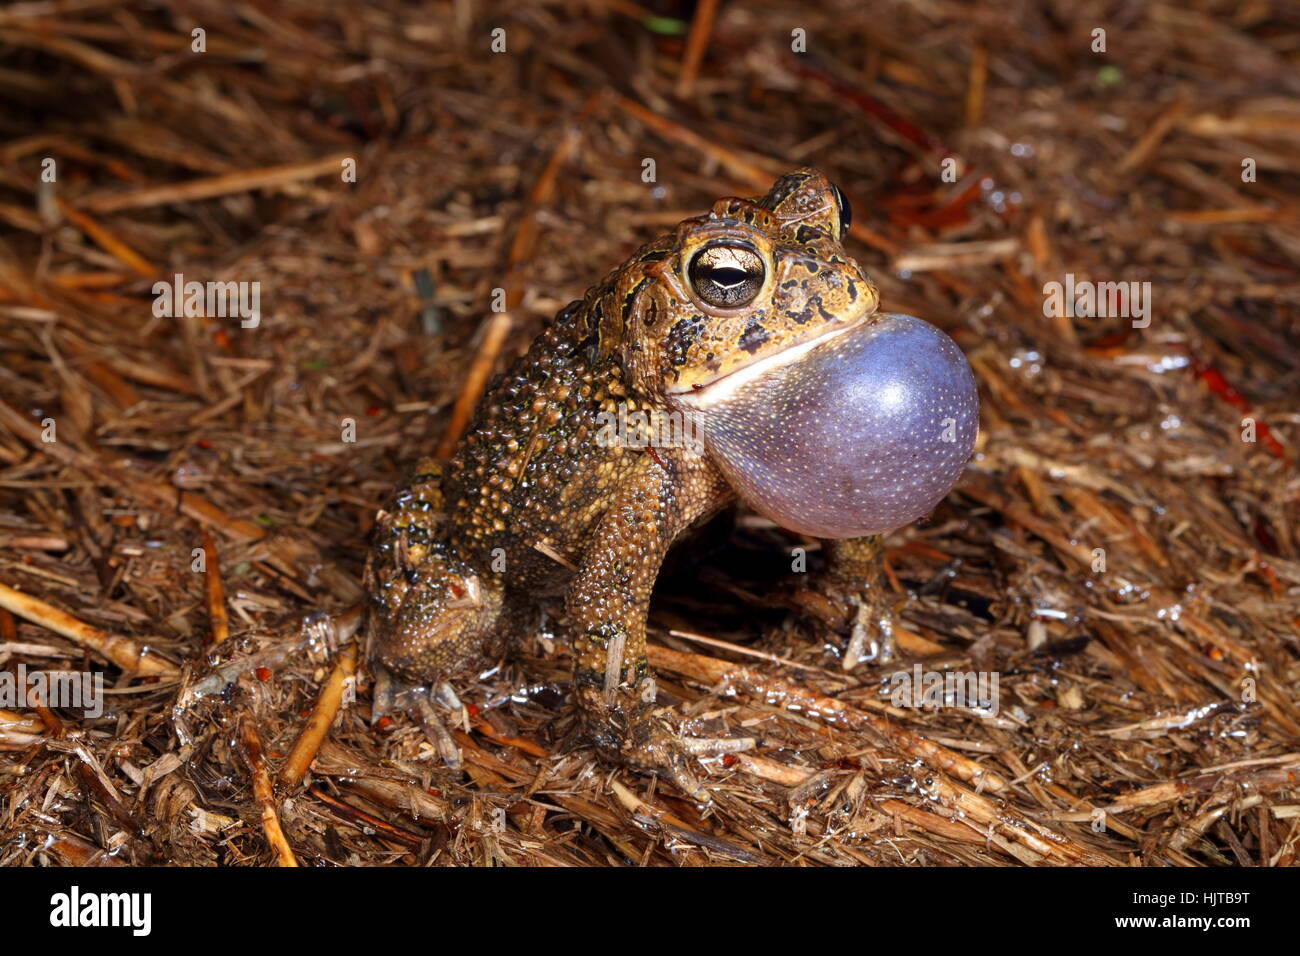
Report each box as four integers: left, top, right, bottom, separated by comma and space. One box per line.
668, 309, 875, 411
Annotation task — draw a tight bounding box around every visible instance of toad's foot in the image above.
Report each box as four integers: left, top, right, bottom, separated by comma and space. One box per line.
371, 665, 466, 770
364, 458, 507, 690
583, 697, 756, 804
813, 579, 897, 670
791, 535, 897, 670
626, 721, 756, 805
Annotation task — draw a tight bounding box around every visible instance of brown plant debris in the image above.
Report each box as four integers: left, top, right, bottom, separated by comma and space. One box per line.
0, 0, 1298, 867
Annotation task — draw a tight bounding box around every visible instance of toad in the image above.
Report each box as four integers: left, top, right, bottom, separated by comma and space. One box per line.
366, 168, 977, 799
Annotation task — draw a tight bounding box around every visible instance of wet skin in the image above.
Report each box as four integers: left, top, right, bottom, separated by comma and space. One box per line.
366, 169, 896, 798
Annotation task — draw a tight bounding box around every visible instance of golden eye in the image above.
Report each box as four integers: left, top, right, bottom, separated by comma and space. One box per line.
688, 243, 765, 308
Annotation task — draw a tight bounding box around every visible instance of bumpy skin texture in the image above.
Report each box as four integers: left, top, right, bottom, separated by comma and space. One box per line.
367, 168, 941, 785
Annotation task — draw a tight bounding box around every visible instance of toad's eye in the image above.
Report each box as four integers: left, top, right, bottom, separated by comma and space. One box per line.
688, 244, 765, 308
830, 183, 852, 238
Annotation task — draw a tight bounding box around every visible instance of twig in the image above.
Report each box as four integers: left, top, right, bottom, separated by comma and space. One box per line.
1117, 97, 1190, 173
610, 93, 783, 189
237, 711, 298, 867
0, 708, 45, 734
36, 831, 123, 866
0, 396, 267, 542
964, 44, 987, 128
433, 312, 512, 459
280, 642, 356, 788
733, 731, 1115, 865
648, 644, 1008, 793
307, 785, 422, 848
54, 198, 155, 277
0, 397, 362, 607
609, 778, 761, 862
81, 152, 351, 213
674, 0, 719, 100
201, 529, 230, 646
667, 627, 831, 675
26, 667, 63, 735
0, 581, 177, 677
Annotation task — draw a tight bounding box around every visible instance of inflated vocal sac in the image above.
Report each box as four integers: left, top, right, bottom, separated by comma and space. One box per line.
679, 313, 979, 538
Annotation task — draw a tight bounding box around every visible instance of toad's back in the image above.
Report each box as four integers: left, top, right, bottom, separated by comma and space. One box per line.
441, 277, 653, 595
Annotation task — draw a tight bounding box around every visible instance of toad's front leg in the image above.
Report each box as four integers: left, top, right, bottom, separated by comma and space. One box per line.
567, 452, 752, 800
